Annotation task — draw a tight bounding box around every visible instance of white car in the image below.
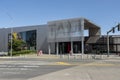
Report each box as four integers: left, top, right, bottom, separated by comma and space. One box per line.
0, 52, 8, 56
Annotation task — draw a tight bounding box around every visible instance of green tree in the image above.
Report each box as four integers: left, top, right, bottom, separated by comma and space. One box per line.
8, 32, 26, 51
8, 38, 26, 51
12, 39, 26, 51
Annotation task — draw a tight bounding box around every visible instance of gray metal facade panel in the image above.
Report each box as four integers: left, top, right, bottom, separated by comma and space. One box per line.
0, 29, 6, 51
47, 18, 83, 43
10, 25, 47, 33
0, 25, 48, 52
36, 25, 49, 53
0, 29, 9, 52
48, 37, 82, 42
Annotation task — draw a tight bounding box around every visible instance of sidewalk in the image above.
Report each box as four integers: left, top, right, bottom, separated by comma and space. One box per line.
28, 63, 120, 80
0, 54, 60, 59
22, 54, 59, 59
0, 53, 120, 60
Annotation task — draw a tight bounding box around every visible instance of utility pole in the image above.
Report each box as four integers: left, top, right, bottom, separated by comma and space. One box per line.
107, 32, 109, 57
81, 18, 84, 59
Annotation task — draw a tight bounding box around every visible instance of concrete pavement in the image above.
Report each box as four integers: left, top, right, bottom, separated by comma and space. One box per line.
19, 54, 120, 60
26, 54, 120, 80
29, 62, 120, 80
0, 54, 59, 59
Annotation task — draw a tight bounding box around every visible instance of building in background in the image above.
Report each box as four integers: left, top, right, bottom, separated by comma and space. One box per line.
47, 18, 101, 55
0, 25, 48, 53
95, 35, 120, 55
0, 17, 119, 55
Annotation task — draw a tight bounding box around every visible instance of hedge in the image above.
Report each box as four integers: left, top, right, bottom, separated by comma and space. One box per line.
9, 50, 36, 56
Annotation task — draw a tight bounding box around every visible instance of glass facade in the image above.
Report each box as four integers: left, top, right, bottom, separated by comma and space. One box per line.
20, 30, 36, 50
8, 30, 37, 51
56, 42, 81, 54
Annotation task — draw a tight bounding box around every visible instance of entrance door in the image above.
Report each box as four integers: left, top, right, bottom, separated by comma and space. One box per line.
59, 43, 64, 54
59, 42, 71, 54
73, 42, 81, 53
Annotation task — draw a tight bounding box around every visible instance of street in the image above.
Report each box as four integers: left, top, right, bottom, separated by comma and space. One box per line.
0, 57, 74, 80
0, 55, 120, 80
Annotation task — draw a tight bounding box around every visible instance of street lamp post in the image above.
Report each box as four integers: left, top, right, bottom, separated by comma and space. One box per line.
10, 27, 13, 57
5, 12, 13, 57
0, 9, 14, 57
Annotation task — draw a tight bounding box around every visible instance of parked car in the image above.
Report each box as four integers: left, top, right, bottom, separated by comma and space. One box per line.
0, 52, 8, 56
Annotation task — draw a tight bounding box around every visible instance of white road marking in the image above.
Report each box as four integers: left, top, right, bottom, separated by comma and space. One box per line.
23, 65, 39, 68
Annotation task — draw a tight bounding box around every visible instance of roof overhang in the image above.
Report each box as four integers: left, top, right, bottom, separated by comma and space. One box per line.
48, 17, 100, 30
84, 18, 100, 30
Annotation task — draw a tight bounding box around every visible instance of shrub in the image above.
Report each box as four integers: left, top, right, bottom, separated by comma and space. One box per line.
8, 50, 36, 56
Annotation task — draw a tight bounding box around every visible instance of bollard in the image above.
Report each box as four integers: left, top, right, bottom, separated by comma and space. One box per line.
68, 54, 70, 60
74, 55, 77, 59
60, 54, 64, 59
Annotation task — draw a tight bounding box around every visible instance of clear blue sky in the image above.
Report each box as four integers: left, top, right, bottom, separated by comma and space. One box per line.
0, 0, 120, 35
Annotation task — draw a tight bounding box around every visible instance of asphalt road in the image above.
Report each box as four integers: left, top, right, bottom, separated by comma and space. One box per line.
0, 58, 75, 80
0, 65, 73, 80
0, 56, 120, 80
